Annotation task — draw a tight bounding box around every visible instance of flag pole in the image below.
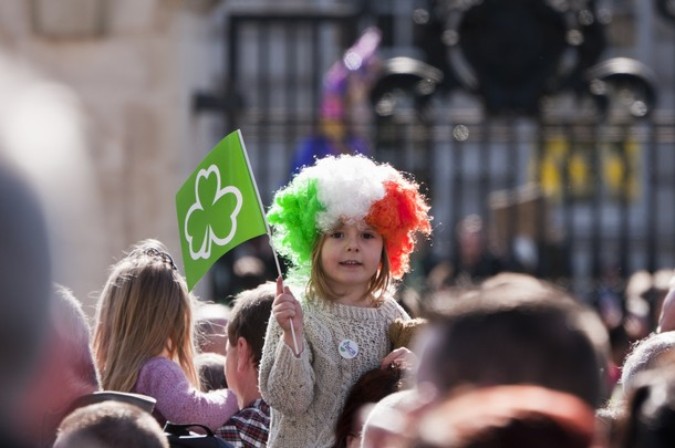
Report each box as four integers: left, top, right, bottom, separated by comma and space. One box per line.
238, 130, 300, 356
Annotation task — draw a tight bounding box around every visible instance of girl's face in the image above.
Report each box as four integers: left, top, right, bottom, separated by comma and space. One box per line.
320, 221, 383, 300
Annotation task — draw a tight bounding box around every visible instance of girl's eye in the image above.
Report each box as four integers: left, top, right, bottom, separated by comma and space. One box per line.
362, 232, 376, 239
330, 231, 344, 239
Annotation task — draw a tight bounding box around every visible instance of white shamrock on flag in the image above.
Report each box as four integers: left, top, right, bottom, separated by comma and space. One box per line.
184, 164, 242, 260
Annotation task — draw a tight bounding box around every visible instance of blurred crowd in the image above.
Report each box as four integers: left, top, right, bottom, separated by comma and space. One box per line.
4, 153, 675, 448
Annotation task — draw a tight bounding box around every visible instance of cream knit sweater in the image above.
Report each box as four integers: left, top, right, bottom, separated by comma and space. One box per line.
259, 296, 409, 448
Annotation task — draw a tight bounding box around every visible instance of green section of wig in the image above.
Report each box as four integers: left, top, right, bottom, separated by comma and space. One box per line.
267, 178, 324, 280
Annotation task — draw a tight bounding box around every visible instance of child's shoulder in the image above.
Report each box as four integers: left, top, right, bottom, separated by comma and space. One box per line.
136, 356, 190, 388
139, 356, 182, 378
142, 356, 172, 367
379, 296, 410, 318
379, 294, 402, 308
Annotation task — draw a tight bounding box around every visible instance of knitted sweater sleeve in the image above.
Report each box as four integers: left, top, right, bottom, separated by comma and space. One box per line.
134, 357, 238, 431
259, 311, 315, 416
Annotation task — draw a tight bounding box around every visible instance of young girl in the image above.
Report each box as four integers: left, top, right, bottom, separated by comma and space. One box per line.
259, 154, 432, 447
92, 239, 237, 431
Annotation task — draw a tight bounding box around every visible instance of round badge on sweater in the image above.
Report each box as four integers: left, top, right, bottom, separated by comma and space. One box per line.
338, 339, 359, 359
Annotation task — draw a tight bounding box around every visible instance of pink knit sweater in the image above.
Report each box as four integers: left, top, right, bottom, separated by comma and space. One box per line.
133, 356, 238, 431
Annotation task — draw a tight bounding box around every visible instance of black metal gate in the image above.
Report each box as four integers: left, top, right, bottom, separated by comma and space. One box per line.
203, 2, 675, 304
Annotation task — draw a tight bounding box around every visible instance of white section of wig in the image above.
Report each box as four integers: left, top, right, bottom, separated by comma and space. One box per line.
294, 155, 398, 231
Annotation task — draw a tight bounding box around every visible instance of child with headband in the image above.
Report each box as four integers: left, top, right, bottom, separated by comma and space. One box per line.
93, 239, 238, 431
259, 154, 431, 447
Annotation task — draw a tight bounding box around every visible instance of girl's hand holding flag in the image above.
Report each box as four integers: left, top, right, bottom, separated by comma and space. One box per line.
273, 276, 304, 356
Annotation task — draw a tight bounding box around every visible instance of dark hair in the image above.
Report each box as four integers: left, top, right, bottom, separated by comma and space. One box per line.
195, 352, 228, 392
420, 275, 610, 407
0, 161, 51, 415
227, 282, 275, 368
619, 365, 675, 448
333, 364, 406, 448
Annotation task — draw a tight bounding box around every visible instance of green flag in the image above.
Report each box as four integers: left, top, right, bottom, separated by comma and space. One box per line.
176, 130, 267, 290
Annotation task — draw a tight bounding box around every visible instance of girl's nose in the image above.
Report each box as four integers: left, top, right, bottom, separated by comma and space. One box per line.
345, 235, 359, 252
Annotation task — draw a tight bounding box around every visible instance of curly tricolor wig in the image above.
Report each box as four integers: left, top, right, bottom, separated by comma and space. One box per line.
268, 155, 431, 280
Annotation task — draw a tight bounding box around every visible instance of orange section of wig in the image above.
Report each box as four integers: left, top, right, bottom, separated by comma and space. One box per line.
366, 180, 431, 279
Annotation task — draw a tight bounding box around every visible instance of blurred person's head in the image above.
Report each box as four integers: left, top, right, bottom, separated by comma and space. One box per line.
53, 401, 168, 448
417, 274, 611, 408
627, 270, 672, 335
334, 364, 406, 448
195, 302, 230, 356
15, 284, 100, 447
479, 272, 551, 291
195, 352, 227, 392
657, 275, 675, 333
232, 255, 268, 294
455, 214, 485, 264
225, 281, 274, 409
620, 331, 675, 395
360, 389, 428, 448
0, 160, 52, 420
410, 385, 596, 448
618, 364, 675, 448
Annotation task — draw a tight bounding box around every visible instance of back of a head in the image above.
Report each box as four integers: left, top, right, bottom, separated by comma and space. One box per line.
657, 278, 675, 332
334, 364, 406, 448
232, 255, 268, 293
195, 352, 228, 392
14, 284, 100, 447
620, 365, 675, 448
479, 272, 552, 292
419, 277, 610, 407
52, 284, 100, 389
93, 239, 196, 392
412, 386, 596, 448
53, 401, 168, 448
195, 302, 230, 356
0, 160, 51, 417
620, 331, 675, 394
361, 389, 424, 448
227, 281, 276, 367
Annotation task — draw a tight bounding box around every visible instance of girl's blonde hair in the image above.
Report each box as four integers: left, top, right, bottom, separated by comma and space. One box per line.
93, 239, 199, 392
307, 233, 391, 304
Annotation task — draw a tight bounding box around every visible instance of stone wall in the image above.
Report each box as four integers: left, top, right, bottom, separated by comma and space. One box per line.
0, 0, 223, 313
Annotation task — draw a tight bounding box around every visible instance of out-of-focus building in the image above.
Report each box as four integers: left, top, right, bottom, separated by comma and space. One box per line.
2, 0, 673, 307
210, 0, 675, 300
0, 0, 227, 308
